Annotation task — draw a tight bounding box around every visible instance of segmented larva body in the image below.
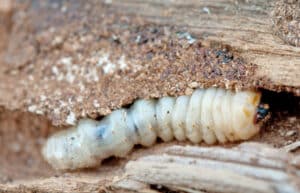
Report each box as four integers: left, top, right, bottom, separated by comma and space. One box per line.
43, 88, 263, 170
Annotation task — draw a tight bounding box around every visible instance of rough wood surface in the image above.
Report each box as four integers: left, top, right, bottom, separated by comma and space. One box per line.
114, 143, 300, 193
107, 0, 300, 88
1, 142, 299, 193
0, 0, 299, 126
0, 1, 299, 193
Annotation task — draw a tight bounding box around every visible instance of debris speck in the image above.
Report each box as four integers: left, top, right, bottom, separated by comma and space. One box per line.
65, 71, 75, 83
59, 57, 72, 66
61, 6, 67, 13
93, 99, 100, 108
97, 52, 110, 67
184, 87, 194, 95
104, 0, 112, 4
176, 31, 196, 44
188, 82, 198, 88
51, 66, 59, 75
40, 95, 47, 101
28, 105, 37, 113
52, 36, 63, 47
286, 130, 297, 137
53, 108, 60, 115
36, 110, 44, 115
203, 7, 211, 15
103, 61, 116, 74
66, 112, 76, 125
118, 55, 127, 70
77, 96, 83, 102
59, 100, 67, 108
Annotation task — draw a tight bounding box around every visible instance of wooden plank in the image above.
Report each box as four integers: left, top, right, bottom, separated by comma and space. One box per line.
107, 0, 300, 90
115, 143, 300, 193
1, 143, 299, 193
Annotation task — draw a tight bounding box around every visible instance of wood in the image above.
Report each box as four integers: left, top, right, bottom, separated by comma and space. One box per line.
114, 143, 300, 193
1, 142, 299, 193
0, 1, 299, 193
0, 0, 299, 126
106, 0, 300, 91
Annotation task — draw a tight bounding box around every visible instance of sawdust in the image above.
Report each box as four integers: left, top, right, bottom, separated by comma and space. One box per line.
271, 0, 300, 47
0, 0, 298, 127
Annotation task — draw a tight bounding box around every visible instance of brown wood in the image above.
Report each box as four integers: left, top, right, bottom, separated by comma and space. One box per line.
2, 143, 298, 193
0, 1, 299, 193
107, 0, 300, 90
0, 0, 299, 126
115, 143, 300, 193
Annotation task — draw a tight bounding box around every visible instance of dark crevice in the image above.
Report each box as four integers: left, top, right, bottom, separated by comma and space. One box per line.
260, 89, 300, 115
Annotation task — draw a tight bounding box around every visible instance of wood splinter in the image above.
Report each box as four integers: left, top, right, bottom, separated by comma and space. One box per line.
113, 142, 300, 193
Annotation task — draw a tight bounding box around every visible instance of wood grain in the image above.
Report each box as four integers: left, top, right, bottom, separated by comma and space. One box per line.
114, 143, 300, 193
1, 142, 299, 193
107, 0, 300, 90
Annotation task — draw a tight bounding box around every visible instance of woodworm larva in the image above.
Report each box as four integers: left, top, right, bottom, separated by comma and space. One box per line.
42, 88, 269, 170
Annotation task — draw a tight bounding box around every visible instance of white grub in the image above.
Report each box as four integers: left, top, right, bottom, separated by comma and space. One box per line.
43, 88, 262, 170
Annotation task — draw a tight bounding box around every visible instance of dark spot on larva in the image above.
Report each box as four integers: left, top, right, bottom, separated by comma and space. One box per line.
96, 124, 108, 140
70, 137, 75, 140
167, 111, 170, 114
133, 122, 141, 137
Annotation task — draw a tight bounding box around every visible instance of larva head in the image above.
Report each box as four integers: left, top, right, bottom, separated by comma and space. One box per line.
255, 103, 270, 124
231, 91, 264, 140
